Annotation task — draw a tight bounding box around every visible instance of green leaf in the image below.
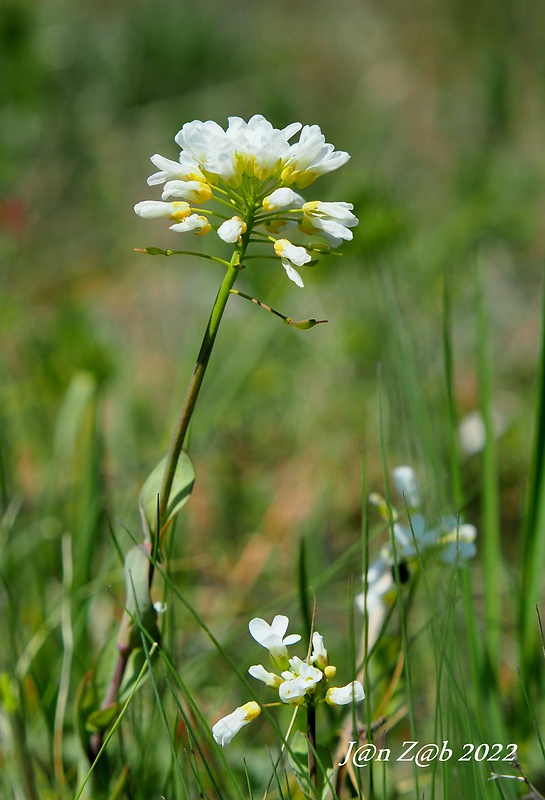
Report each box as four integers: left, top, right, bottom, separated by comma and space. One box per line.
139, 452, 195, 539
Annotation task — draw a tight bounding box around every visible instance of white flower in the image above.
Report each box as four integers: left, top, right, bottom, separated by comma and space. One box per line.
217, 216, 247, 244
147, 152, 206, 186
169, 214, 211, 236
134, 200, 192, 220
326, 681, 365, 706
248, 664, 283, 687
356, 555, 396, 615
262, 188, 305, 211
249, 615, 301, 664
273, 238, 311, 288
212, 701, 261, 747
392, 466, 421, 510
278, 657, 323, 704
438, 518, 477, 564
174, 119, 237, 182
393, 514, 436, 558
161, 179, 213, 203
137, 116, 356, 288
278, 675, 309, 704
225, 115, 301, 180
301, 201, 358, 245
282, 125, 350, 188
310, 631, 328, 668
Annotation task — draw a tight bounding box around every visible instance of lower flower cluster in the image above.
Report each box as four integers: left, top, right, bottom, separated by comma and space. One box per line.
212, 615, 364, 747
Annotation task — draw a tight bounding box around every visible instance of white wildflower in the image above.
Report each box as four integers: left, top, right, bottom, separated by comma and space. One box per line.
326, 681, 365, 706
212, 701, 261, 747
392, 466, 421, 510
273, 238, 311, 287
134, 200, 191, 221
161, 179, 213, 203
249, 615, 301, 665
301, 201, 358, 245
248, 664, 283, 687
217, 216, 247, 244
169, 214, 211, 236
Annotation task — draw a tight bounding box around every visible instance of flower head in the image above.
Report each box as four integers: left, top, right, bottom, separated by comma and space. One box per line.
135, 115, 356, 287
212, 701, 261, 747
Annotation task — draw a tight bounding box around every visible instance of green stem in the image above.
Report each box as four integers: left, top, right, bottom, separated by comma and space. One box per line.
157, 251, 241, 536
307, 704, 317, 790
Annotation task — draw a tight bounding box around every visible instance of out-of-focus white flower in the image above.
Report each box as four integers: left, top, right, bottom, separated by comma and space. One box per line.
249, 615, 301, 665
301, 201, 358, 246
248, 664, 283, 687
273, 238, 311, 287
392, 466, 421, 510
134, 200, 191, 220
437, 517, 477, 564
393, 514, 436, 558
326, 681, 365, 706
169, 214, 211, 236
310, 631, 328, 668
212, 701, 261, 747
217, 216, 247, 244
356, 555, 396, 616
153, 601, 167, 614
161, 179, 213, 203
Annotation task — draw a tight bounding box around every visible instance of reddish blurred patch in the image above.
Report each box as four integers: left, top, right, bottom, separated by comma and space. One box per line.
0, 198, 26, 235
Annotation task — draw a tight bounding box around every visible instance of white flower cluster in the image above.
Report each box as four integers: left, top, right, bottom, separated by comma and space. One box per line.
356, 467, 478, 615
212, 615, 364, 747
135, 115, 358, 287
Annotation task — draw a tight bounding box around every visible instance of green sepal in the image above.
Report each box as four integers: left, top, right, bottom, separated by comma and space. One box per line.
139, 452, 195, 541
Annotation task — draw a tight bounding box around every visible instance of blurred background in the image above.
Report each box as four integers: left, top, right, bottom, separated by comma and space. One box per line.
2, 0, 545, 770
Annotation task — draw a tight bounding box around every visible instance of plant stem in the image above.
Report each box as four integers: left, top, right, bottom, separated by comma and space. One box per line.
307, 704, 317, 790
89, 248, 244, 762
157, 251, 242, 539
